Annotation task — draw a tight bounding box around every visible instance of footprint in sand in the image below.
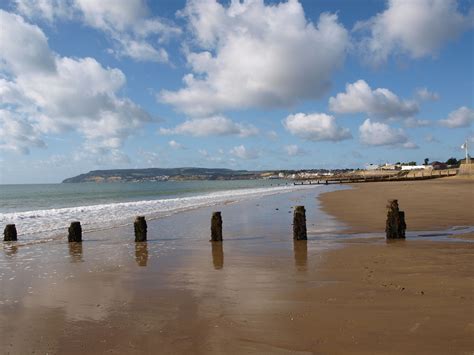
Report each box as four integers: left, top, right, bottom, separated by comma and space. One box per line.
409, 323, 420, 333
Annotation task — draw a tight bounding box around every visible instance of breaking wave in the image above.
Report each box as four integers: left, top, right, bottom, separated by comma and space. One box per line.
0, 184, 318, 241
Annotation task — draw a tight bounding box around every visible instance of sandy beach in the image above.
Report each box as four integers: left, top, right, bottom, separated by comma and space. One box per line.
319, 177, 474, 233
1, 180, 473, 354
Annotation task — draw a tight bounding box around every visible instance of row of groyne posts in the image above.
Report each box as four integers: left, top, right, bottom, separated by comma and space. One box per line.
3, 200, 407, 243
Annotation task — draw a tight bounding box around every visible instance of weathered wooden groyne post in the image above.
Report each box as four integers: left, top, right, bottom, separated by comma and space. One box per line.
68, 221, 82, 242
4, 224, 17, 241
210, 212, 223, 241
385, 200, 406, 239
134, 216, 147, 242
293, 206, 307, 240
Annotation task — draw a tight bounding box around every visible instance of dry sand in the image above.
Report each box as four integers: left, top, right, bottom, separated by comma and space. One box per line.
319, 177, 474, 233
1, 181, 473, 354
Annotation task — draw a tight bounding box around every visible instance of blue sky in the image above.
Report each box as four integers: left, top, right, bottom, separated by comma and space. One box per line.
0, 0, 473, 183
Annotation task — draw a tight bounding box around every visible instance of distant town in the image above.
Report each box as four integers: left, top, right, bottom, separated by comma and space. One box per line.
62, 157, 468, 183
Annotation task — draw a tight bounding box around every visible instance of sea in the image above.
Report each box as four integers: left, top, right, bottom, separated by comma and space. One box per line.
0, 180, 319, 241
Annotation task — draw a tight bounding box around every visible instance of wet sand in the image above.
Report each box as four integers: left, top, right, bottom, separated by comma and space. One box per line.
1, 184, 473, 354
319, 177, 474, 233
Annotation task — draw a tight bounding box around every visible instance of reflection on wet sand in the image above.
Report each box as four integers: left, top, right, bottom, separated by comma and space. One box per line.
293, 240, 307, 271
3, 242, 18, 257
135, 242, 148, 267
211, 241, 224, 269
68, 242, 83, 263
385, 238, 406, 245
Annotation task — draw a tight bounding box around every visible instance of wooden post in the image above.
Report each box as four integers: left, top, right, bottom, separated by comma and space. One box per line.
134, 216, 147, 242
293, 206, 307, 240
4, 224, 17, 241
68, 221, 82, 243
210, 212, 223, 241
385, 200, 406, 239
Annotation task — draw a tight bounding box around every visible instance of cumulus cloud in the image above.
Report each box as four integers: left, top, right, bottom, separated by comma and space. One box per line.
159, 116, 258, 137
0, 10, 151, 154
355, 0, 473, 64
14, 0, 181, 62
439, 106, 474, 128
0, 10, 56, 74
160, 0, 349, 116
415, 87, 440, 101
283, 113, 352, 142
229, 145, 259, 160
359, 119, 416, 148
0, 110, 46, 154
284, 144, 306, 157
329, 80, 418, 119
168, 140, 184, 149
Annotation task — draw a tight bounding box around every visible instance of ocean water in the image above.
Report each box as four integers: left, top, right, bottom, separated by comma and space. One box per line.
0, 180, 319, 240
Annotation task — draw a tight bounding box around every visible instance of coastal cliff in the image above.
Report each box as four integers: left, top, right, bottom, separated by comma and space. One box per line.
62, 167, 262, 183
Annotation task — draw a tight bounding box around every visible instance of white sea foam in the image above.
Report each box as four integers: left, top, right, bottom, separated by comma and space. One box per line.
0, 185, 318, 240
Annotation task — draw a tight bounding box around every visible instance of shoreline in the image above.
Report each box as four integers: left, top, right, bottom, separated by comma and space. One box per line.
319, 177, 474, 234
0, 183, 319, 242
1, 182, 473, 354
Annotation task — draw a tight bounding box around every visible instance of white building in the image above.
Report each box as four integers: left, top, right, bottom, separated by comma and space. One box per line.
401, 165, 432, 171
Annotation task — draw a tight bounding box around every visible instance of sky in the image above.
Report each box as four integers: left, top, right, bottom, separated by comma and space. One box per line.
0, 0, 473, 184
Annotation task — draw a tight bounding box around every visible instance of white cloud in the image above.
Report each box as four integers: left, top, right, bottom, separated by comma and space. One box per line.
284, 144, 306, 157
403, 117, 431, 128
159, 116, 258, 137
0, 10, 56, 74
359, 119, 416, 148
14, 0, 75, 22
416, 87, 440, 101
439, 106, 474, 128
0, 10, 151, 155
168, 140, 183, 149
229, 145, 259, 160
0, 110, 46, 154
160, 0, 349, 116
283, 113, 351, 142
401, 142, 419, 149
329, 80, 418, 119
355, 0, 473, 64
14, 0, 181, 63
